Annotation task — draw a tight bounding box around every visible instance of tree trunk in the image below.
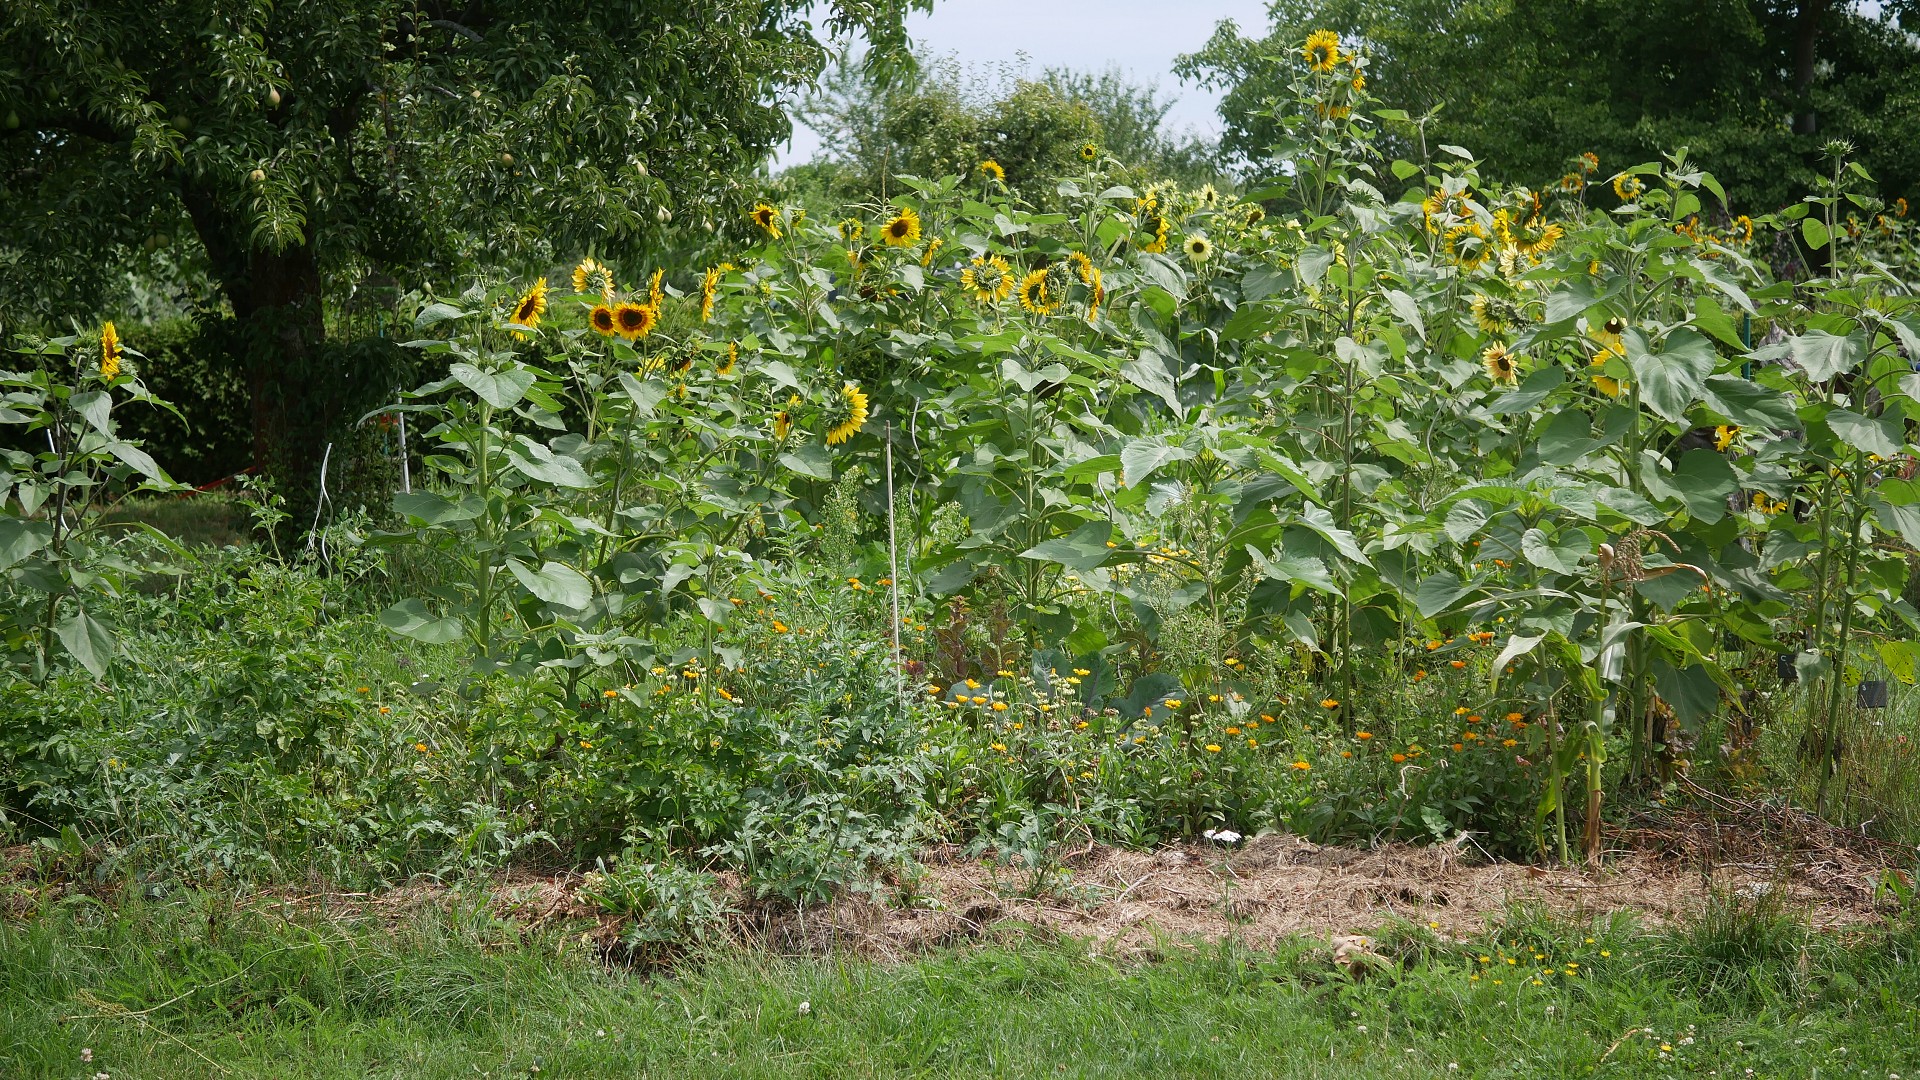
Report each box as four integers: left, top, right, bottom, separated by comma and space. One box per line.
1792, 0, 1830, 136
179, 182, 330, 518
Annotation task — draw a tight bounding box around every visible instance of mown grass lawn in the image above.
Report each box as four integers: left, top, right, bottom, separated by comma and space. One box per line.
4, 892, 1917, 1078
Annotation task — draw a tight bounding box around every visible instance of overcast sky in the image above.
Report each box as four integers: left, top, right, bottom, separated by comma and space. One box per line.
779, 0, 1277, 166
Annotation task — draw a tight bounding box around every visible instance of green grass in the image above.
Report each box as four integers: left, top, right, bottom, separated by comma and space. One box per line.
4, 893, 1918, 1078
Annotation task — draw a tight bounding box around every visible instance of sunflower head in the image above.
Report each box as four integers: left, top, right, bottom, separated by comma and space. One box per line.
718, 341, 739, 376
1714, 424, 1740, 452
1184, 234, 1213, 263
100, 321, 121, 380
572, 257, 616, 301
589, 305, 618, 336
1017, 267, 1058, 316
1482, 344, 1518, 385
979, 159, 1005, 182
510, 278, 549, 332
750, 203, 782, 238
1611, 173, 1644, 201
1896, 197, 1910, 218
1140, 214, 1169, 254
1445, 222, 1491, 270
1244, 205, 1266, 227
825, 381, 870, 446
838, 218, 864, 242
774, 410, 792, 441
613, 302, 657, 341
1469, 293, 1522, 336
881, 205, 922, 247
1304, 30, 1341, 72
962, 255, 1014, 305
700, 266, 721, 322
1558, 172, 1585, 193
920, 236, 944, 267
1579, 151, 1600, 174
1078, 142, 1099, 162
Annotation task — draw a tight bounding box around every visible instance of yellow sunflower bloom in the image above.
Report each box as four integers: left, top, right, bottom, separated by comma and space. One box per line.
717, 342, 738, 376
700, 266, 720, 322
881, 206, 921, 247
509, 278, 548, 336
979, 159, 1005, 182
750, 202, 782, 238
588, 305, 618, 336
1304, 30, 1341, 72
826, 381, 870, 446
1611, 173, 1644, 201
99, 321, 121, 379
1482, 344, 1518, 385
1017, 268, 1059, 316
961, 255, 1014, 305
1714, 424, 1739, 452
613, 302, 657, 341
1184, 234, 1212, 263
571, 257, 616, 301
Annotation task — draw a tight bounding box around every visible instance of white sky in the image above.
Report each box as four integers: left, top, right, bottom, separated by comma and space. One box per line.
779, 0, 1277, 166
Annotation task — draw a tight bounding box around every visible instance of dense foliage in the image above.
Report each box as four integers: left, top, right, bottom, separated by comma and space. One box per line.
4, 32, 1920, 913
1178, 0, 1920, 216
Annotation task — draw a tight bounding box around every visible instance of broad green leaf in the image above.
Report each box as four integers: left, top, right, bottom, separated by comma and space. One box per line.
1876, 640, 1920, 685
54, 607, 115, 678
450, 362, 536, 409
1296, 245, 1333, 287
1490, 366, 1564, 414
380, 598, 465, 644
1383, 290, 1426, 341
1537, 409, 1598, 465
1019, 520, 1116, 572
1869, 495, 1920, 549
1627, 328, 1714, 423
1121, 352, 1181, 412
413, 302, 469, 328
1654, 449, 1738, 522
1120, 437, 1192, 487
616, 372, 666, 415
69, 390, 112, 435
1800, 217, 1830, 251
1652, 659, 1720, 728
1248, 546, 1339, 595
1784, 330, 1866, 382
104, 442, 168, 483
1443, 500, 1489, 544
779, 443, 834, 480
507, 440, 594, 488
394, 490, 484, 526
1413, 572, 1476, 618
0, 518, 53, 569
1521, 527, 1592, 576
1295, 504, 1371, 566
507, 559, 592, 610
1701, 376, 1795, 430
1824, 409, 1902, 459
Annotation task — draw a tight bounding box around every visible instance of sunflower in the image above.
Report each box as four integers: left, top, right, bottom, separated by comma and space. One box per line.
750, 202, 782, 238
100, 321, 121, 380
588, 304, 618, 336
1351, 72, 1366, 92
572, 257, 616, 300
961, 255, 1014, 305
920, 236, 944, 268
1245, 205, 1266, 227
1896, 197, 1909, 218
1579, 151, 1600, 174
881, 206, 921, 247
979, 159, 1005, 182
838, 218, 864, 242
1587, 319, 1627, 397
1078, 142, 1098, 162
700, 266, 720, 322
1304, 30, 1341, 72
1558, 172, 1585, 193
1140, 213, 1170, 254
825, 381, 869, 446
773, 410, 792, 441
1197, 183, 1219, 207
613, 302, 657, 340
1611, 173, 1644, 201
1017, 268, 1059, 316
718, 341, 738, 376
1469, 293, 1519, 336
1482, 344, 1517, 385
508, 277, 548, 331
647, 268, 664, 311
1714, 425, 1740, 452
1184, 234, 1213, 263
1444, 222, 1491, 270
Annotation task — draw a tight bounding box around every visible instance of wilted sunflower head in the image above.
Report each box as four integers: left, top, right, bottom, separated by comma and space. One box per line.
1304, 30, 1341, 71
1184, 234, 1213, 263
750, 203, 782, 238
589, 305, 618, 336
1482, 344, 1517, 385
613, 302, 657, 340
881, 205, 921, 247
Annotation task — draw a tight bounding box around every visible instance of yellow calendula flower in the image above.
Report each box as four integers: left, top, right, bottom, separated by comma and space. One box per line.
1017, 268, 1059, 316
1482, 344, 1518, 385
962, 255, 1014, 305
509, 278, 548, 334
99, 321, 121, 379
1304, 30, 1341, 72
825, 381, 869, 446
880, 205, 921, 247
750, 202, 782, 238
979, 159, 1005, 182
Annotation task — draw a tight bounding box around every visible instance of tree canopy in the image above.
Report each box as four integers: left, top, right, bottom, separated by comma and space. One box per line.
1177, 0, 1920, 214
